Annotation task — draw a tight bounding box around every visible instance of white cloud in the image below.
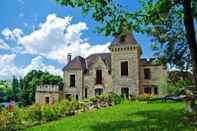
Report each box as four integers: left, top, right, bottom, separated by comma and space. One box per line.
0, 54, 62, 79
17, 13, 109, 64
0, 14, 110, 79
0, 54, 20, 79
0, 39, 10, 50
22, 56, 62, 77
1, 28, 23, 41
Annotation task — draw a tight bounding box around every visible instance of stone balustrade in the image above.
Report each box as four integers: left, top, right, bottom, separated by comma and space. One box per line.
36, 85, 60, 92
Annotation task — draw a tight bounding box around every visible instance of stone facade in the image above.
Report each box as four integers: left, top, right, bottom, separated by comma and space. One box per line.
35, 85, 63, 104
140, 61, 167, 95
109, 44, 141, 96
62, 32, 167, 100
35, 32, 167, 103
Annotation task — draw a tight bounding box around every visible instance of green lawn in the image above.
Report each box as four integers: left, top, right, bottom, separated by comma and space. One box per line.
26, 101, 196, 131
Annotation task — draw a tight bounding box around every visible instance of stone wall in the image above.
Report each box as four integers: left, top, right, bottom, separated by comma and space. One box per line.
140, 65, 167, 95
35, 85, 62, 104
109, 44, 141, 96
64, 70, 83, 99
84, 57, 112, 98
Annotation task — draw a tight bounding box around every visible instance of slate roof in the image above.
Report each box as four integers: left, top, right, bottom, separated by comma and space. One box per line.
63, 54, 161, 71
110, 32, 137, 47
63, 53, 111, 71
63, 56, 86, 70
86, 53, 111, 69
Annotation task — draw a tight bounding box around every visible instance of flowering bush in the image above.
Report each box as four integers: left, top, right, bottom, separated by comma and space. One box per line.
0, 93, 122, 130
41, 104, 57, 122
0, 107, 23, 131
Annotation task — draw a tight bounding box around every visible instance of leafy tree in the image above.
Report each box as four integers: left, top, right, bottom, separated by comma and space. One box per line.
0, 80, 12, 102
55, 0, 197, 96
11, 76, 19, 101
168, 70, 194, 85
21, 70, 63, 105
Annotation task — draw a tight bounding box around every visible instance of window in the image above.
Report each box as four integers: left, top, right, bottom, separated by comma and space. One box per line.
121, 88, 129, 99
45, 97, 50, 104
70, 75, 75, 87
85, 88, 88, 98
121, 61, 128, 76
144, 68, 151, 80
144, 87, 151, 94
154, 87, 158, 95
96, 70, 102, 84
95, 88, 103, 96
76, 94, 79, 100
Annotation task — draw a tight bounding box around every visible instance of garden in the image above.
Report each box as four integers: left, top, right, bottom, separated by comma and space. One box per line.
27, 101, 196, 131
0, 93, 122, 131
0, 92, 197, 131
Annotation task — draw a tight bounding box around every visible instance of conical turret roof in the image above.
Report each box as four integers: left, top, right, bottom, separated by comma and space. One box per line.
110, 32, 138, 47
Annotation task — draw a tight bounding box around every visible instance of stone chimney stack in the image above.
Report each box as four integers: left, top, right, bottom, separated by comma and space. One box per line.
67, 53, 72, 63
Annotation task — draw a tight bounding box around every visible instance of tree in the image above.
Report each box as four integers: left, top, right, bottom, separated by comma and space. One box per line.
0, 80, 12, 102
55, 0, 197, 95
21, 70, 63, 105
11, 76, 19, 101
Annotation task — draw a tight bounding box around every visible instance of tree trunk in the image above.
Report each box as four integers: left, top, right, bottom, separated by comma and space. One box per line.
183, 0, 197, 97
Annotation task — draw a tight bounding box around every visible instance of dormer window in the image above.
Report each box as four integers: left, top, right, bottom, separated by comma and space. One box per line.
70, 75, 75, 87
121, 61, 128, 76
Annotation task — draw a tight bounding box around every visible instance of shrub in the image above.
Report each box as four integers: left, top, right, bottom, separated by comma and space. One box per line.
0, 110, 23, 131
41, 104, 57, 122
26, 104, 42, 123
110, 93, 122, 104
0, 93, 122, 130
135, 95, 152, 101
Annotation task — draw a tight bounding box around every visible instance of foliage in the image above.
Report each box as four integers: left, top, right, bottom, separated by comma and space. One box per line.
55, 0, 197, 95
109, 92, 122, 104
0, 103, 23, 131
0, 110, 23, 131
89, 93, 122, 106
159, 78, 190, 95
20, 70, 63, 105
41, 104, 57, 122
135, 94, 153, 101
168, 70, 194, 85
55, 0, 132, 36
133, 0, 197, 71
26, 101, 197, 131
0, 93, 123, 130
12, 76, 20, 102
55, 0, 197, 69
0, 80, 12, 102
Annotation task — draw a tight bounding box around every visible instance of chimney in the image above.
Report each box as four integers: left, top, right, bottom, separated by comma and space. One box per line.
67, 53, 72, 63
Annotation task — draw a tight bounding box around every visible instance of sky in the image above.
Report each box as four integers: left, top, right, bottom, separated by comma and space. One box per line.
0, 0, 155, 80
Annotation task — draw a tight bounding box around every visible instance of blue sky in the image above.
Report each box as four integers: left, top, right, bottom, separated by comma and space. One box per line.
0, 0, 158, 79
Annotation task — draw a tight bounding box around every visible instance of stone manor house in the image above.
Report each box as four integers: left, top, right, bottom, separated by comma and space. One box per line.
36, 32, 166, 104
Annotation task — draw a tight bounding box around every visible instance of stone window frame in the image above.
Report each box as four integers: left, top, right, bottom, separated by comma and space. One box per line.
144, 68, 151, 80
95, 66, 104, 85
120, 60, 129, 77
69, 73, 76, 88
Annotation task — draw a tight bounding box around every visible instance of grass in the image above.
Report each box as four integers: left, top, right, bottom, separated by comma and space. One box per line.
25, 101, 196, 131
